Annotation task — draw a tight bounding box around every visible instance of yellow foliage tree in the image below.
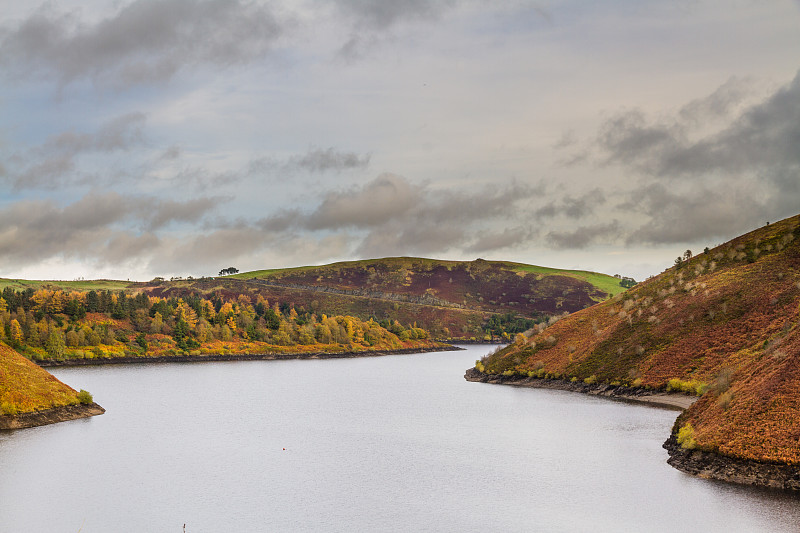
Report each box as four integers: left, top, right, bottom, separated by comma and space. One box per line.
9, 319, 23, 345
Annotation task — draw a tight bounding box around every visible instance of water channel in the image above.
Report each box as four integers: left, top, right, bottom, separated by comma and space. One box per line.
1, 345, 798, 532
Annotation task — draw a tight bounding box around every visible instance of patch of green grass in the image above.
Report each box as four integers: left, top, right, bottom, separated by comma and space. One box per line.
0, 278, 133, 291
502, 262, 627, 298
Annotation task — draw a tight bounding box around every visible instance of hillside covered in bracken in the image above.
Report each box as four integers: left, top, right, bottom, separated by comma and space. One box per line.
473, 213, 800, 470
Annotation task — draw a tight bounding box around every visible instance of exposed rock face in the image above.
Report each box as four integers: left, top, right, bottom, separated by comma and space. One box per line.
663, 434, 800, 491
0, 403, 105, 430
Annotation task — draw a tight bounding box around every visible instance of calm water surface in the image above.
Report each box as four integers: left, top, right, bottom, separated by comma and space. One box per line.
1, 345, 798, 532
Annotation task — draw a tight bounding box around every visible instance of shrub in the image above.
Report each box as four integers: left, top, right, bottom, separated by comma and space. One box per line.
77, 390, 93, 405
1, 401, 19, 416
584, 375, 597, 385
676, 423, 697, 449
667, 378, 707, 395
717, 391, 733, 410
474, 360, 485, 373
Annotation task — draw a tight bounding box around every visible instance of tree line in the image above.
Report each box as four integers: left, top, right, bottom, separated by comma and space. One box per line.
0, 287, 428, 360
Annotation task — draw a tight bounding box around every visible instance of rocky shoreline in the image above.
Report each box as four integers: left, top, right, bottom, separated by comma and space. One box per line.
0, 403, 105, 430
463, 367, 696, 410
465, 367, 800, 491
37, 344, 461, 367
663, 434, 800, 491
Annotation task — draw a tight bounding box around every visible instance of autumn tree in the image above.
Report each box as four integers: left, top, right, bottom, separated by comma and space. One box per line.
9, 319, 23, 346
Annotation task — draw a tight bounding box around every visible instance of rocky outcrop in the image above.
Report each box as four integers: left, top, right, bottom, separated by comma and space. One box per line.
0, 403, 105, 430
663, 434, 800, 491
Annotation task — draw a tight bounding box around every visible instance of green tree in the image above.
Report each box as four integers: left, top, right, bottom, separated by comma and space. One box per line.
46, 330, 66, 360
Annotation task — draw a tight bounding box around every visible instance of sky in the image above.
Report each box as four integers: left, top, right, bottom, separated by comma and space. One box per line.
1, 0, 799, 282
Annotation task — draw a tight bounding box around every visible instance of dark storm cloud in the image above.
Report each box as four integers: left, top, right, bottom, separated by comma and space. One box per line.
546, 220, 621, 250
0, 0, 286, 88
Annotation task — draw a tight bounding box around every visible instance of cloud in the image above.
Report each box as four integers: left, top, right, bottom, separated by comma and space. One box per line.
534, 189, 606, 220
0, 0, 286, 89
332, 0, 456, 60
597, 70, 800, 180
0, 191, 224, 271
5, 112, 147, 189
145, 196, 229, 230
306, 173, 423, 230
621, 183, 767, 245
355, 222, 466, 258
44, 112, 147, 153
465, 226, 532, 254
247, 147, 372, 177
590, 70, 800, 245
546, 220, 621, 250
290, 147, 371, 173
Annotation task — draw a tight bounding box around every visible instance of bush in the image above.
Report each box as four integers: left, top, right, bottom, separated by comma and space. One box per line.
77, 390, 93, 405
1, 401, 19, 416
584, 375, 597, 385
677, 423, 697, 449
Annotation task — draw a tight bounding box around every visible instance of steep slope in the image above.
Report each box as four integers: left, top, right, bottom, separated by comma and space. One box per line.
470, 214, 800, 488
0, 342, 103, 429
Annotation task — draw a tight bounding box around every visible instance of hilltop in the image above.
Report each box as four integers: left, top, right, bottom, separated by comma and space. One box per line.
469, 214, 800, 489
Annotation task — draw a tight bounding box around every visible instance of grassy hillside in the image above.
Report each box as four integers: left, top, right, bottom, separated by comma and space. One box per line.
0, 341, 86, 415
0, 278, 132, 291
476, 214, 800, 464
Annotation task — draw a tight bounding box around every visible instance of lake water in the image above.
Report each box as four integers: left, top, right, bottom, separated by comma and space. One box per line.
1, 345, 798, 532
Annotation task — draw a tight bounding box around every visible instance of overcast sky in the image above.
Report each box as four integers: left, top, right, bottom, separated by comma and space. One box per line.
1, 0, 798, 282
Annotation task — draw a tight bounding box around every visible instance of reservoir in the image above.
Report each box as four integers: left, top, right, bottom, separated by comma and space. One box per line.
1, 345, 798, 532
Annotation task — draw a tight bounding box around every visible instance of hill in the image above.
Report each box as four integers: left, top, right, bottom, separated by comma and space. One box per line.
469, 214, 800, 489
201, 257, 626, 340
0, 341, 103, 429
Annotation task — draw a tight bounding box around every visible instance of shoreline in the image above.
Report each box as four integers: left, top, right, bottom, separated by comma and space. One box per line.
0, 403, 105, 430
463, 367, 696, 410
465, 367, 800, 491
37, 344, 462, 367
